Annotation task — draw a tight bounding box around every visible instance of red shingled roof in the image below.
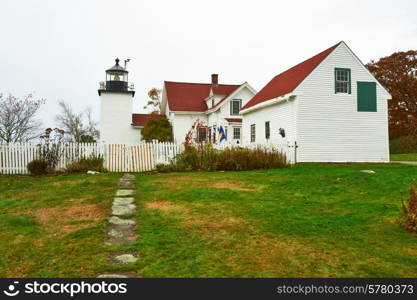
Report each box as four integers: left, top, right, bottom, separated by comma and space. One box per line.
131, 113, 165, 126
242, 42, 341, 110
225, 118, 242, 123
164, 81, 240, 112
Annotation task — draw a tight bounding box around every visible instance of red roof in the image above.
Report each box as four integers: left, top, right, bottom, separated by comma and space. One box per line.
164, 81, 240, 112
131, 113, 165, 126
242, 42, 341, 110
225, 118, 242, 123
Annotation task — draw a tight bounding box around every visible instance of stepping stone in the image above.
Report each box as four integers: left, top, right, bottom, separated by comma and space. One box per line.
118, 181, 135, 188
112, 204, 136, 216
113, 254, 138, 265
97, 274, 130, 278
360, 170, 376, 174
108, 229, 124, 238
121, 174, 135, 180
113, 197, 135, 206
108, 216, 136, 226
116, 190, 134, 197
106, 224, 138, 245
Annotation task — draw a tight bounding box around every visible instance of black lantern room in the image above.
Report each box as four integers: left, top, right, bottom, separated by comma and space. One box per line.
98, 58, 135, 96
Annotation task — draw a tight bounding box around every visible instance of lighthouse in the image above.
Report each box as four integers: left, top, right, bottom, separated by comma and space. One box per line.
98, 58, 138, 144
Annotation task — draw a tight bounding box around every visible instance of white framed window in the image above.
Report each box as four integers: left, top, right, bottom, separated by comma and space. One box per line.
250, 124, 255, 143
230, 99, 242, 116
335, 68, 351, 94
233, 127, 241, 140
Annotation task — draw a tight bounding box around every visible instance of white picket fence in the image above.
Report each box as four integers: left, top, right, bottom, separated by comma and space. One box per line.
0, 141, 295, 175
0, 142, 183, 175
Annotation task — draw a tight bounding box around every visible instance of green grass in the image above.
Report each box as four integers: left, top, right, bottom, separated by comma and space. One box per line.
122, 163, 417, 277
0, 173, 120, 277
2, 163, 417, 277
391, 153, 417, 161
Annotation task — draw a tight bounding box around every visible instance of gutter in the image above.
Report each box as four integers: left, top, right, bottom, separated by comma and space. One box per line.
240, 93, 296, 115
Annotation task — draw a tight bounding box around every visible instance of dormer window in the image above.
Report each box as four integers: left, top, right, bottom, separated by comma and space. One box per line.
230, 99, 242, 116
212, 99, 215, 108
335, 68, 351, 94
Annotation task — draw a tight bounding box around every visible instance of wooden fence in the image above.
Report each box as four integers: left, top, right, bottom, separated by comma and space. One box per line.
0, 142, 183, 175
0, 141, 295, 175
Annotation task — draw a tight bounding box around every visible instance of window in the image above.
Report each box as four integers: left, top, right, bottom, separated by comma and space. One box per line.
250, 124, 255, 143
233, 127, 241, 140
357, 82, 377, 112
265, 121, 270, 139
197, 127, 207, 142
335, 68, 351, 94
211, 99, 214, 108
230, 99, 242, 116
212, 125, 216, 143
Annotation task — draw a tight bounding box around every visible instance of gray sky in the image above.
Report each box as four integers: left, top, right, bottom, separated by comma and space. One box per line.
1, 0, 416, 128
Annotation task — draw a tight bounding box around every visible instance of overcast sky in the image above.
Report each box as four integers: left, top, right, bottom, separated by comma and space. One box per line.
1, 0, 416, 128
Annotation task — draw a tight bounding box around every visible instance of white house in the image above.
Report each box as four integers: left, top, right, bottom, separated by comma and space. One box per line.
99, 42, 390, 163
240, 41, 391, 162
160, 74, 257, 144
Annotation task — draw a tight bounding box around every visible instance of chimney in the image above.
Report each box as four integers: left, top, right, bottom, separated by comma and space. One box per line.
211, 74, 218, 87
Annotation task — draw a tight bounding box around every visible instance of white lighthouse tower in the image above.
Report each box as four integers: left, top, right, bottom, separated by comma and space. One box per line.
98, 58, 138, 144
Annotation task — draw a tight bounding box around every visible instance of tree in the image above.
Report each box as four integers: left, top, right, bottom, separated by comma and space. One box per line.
141, 117, 173, 142
366, 50, 417, 139
0, 93, 45, 143
143, 88, 162, 113
56, 100, 99, 142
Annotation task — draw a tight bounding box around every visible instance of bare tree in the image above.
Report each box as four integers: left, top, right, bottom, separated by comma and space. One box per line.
0, 93, 45, 143
143, 88, 162, 113
56, 100, 99, 142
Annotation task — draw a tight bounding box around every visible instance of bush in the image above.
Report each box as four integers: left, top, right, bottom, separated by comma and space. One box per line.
65, 156, 105, 173
399, 186, 417, 233
390, 136, 417, 154
158, 144, 289, 172
27, 159, 48, 175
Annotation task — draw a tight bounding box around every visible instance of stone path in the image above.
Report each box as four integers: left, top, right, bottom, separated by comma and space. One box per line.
97, 173, 139, 278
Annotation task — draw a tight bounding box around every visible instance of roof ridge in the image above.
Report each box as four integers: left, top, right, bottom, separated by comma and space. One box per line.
272, 41, 342, 80
241, 41, 342, 111
164, 80, 241, 86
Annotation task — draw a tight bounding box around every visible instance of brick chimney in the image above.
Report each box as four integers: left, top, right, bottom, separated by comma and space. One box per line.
211, 74, 218, 87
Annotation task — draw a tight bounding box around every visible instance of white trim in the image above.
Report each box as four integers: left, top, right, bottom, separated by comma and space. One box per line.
240, 93, 295, 114
171, 111, 206, 115
205, 82, 257, 114
341, 41, 391, 99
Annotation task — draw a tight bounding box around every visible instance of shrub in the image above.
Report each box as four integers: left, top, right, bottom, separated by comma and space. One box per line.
66, 156, 105, 173
390, 136, 417, 154
160, 144, 289, 172
399, 186, 417, 233
27, 159, 48, 175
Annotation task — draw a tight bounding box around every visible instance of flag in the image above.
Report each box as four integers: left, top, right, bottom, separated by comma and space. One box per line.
218, 126, 227, 143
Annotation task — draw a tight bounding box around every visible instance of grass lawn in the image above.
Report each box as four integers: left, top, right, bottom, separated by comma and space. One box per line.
391, 153, 417, 161
0, 173, 120, 277
1, 163, 417, 277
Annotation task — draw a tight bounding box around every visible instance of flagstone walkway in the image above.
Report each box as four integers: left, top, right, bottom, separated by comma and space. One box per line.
97, 173, 139, 278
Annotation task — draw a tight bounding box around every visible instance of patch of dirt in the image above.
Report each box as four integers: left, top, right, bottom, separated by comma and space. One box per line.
13, 202, 106, 236
144, 200, 184, 212
210, 182, 254, 191
51, 179, 85, 187
152, 176, 256, 191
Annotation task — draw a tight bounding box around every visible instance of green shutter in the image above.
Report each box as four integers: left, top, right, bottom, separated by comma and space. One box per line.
357, 82, 377, 112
